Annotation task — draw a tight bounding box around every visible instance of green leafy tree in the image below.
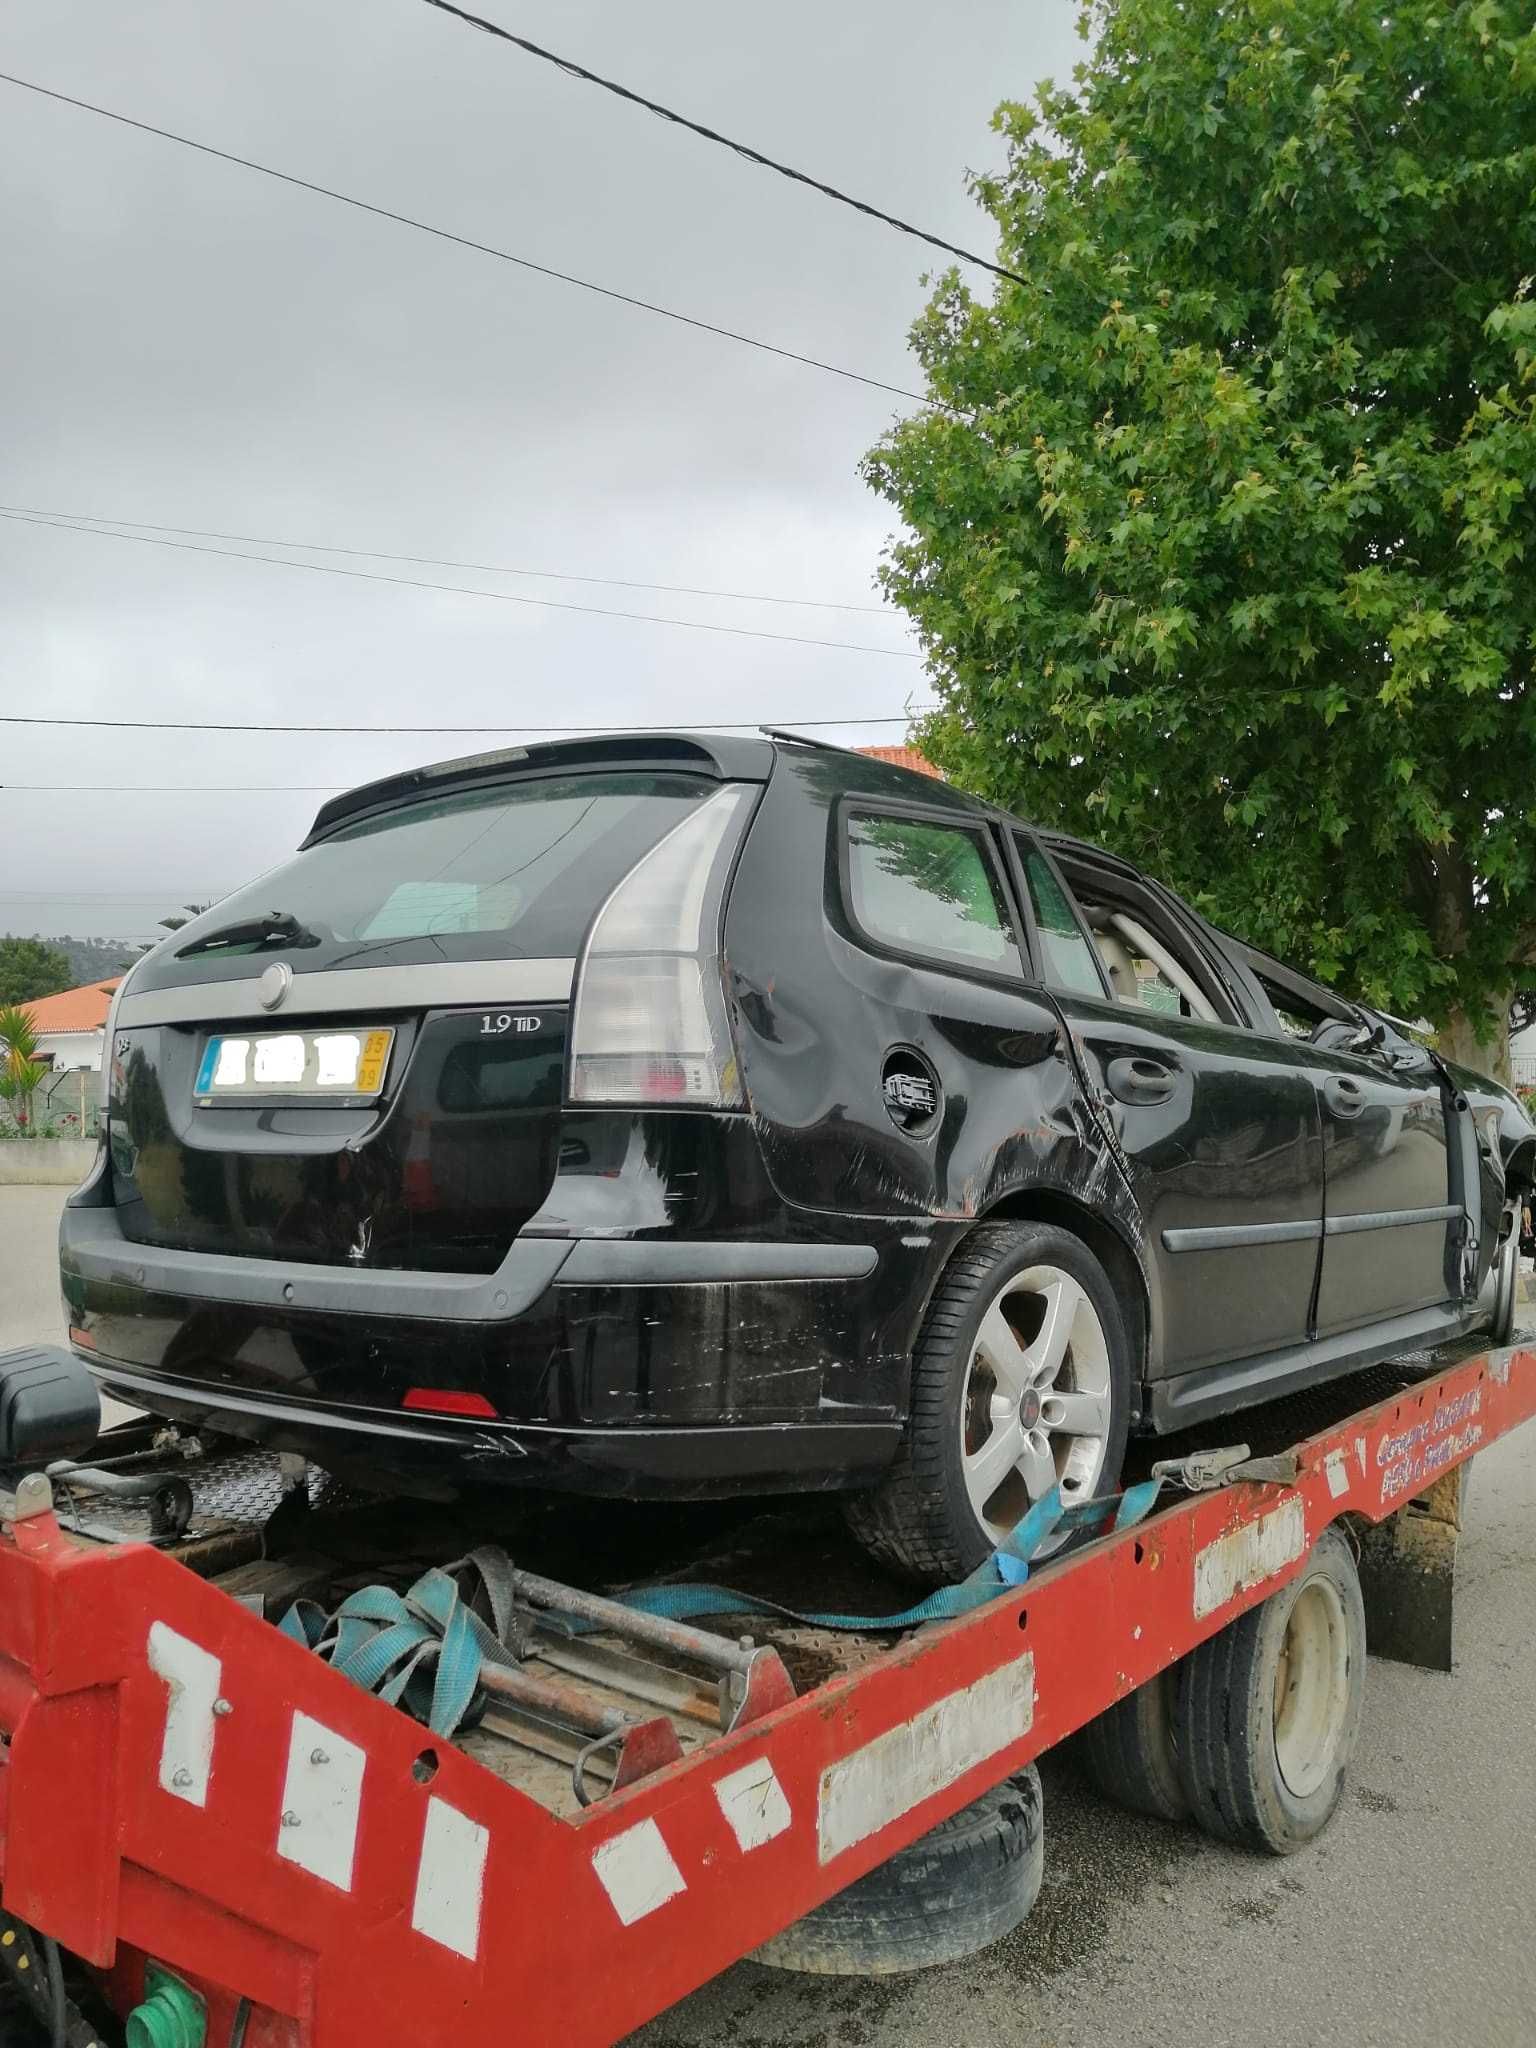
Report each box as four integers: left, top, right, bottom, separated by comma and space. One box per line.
864, 0, 1536, 1076
0, 936, 73, 1006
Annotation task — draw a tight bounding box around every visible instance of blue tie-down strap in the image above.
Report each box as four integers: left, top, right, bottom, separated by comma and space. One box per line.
616, 1475, 1167, 1634
279, 1545, 527, 1739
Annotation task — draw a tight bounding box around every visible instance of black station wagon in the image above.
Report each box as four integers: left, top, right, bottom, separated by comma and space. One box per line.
61, 731, 1533, 1582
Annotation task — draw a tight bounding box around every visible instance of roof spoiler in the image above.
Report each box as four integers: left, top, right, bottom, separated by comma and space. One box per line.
302, 731, 775, 845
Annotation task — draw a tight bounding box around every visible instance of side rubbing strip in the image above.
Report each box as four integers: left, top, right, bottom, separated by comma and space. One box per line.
276, 1712, 367, 1892
1162, 1218, 1322, 1253
818, 1655, 1034, 1865
148, 1622, 222, 1808
412, 1797, 490, 1960
591, 1819, 687, 1925
1323, 1203, 1462, 1237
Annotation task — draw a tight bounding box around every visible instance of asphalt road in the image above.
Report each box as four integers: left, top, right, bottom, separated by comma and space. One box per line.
1, 1188, 1533, 2046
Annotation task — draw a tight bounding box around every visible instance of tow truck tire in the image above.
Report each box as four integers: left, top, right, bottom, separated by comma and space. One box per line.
751, 1768, 1044, 1976
1174, 1525, 1366, 1855
1078, 1666, 1188, 1823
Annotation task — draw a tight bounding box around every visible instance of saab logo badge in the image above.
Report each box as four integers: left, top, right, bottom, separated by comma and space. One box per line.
256, 962, 293, 1012
881, 1048, 941, 1133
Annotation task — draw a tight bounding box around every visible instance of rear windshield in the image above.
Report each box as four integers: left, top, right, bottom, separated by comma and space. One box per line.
131, 771, 712, 988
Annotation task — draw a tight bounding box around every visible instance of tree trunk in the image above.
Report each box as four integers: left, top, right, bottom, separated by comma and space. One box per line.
1438, 996, 1513, 1086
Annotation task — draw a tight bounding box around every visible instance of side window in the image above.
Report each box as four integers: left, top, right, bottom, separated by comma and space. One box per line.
845, 812, 1021, 974
1053, 856, 1226, 1023
1015, 841, 1107, 997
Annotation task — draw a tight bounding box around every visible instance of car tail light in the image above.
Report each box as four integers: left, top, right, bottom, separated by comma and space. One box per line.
568, 783, 754, 1109
402, 1388, 498, 1418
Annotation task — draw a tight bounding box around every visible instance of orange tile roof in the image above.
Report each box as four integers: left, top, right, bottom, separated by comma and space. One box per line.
23, 977, 123, 1035
857, 744, 944, 780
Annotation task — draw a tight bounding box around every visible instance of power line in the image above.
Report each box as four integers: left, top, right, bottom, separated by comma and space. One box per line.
0, 712, 928, 736
0, 505, 894, 616
0, 71, 926, 404
420, 1, 1026, 289
0, 511, 917, 659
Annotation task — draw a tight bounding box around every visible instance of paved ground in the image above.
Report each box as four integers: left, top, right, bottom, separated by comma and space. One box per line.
2, 1188, 1533, 2045
1, 1183, 134, 1424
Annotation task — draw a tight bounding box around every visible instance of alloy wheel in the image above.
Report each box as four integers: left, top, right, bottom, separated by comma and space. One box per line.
958, 1263, 1113, 1556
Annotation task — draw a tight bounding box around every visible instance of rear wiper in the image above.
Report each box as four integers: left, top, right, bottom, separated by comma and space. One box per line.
177, 910, 322, 958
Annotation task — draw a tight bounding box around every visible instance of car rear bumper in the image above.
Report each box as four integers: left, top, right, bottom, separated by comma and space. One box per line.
60, 1202, 877, 1321
61, 1200, 920, 1499
79, 1357, 903, 1499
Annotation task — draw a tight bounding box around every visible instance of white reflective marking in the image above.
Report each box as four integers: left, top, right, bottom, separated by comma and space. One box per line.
817, 1656, 1035, 1866
253, 1034, 306, 1086
314, 1033, 362, 1088
713, 1757, 792, 1852
147, 1621, 222, 1807
212, 1038, 249, 1088
591, 1819, 687, 1925
276, 1712, 366, 1892
1325, 1450, 1351, 1500
1193, 1495, 1307, 1620
411, 1797, 489, 1960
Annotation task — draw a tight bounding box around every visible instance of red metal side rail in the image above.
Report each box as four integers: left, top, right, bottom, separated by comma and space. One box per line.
0, 1345, 1531, 2048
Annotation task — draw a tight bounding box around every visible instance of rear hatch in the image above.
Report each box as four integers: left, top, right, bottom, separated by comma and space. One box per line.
108, 766, 716, 1274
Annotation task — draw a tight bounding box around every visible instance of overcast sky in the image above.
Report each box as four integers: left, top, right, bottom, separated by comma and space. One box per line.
2, 0, 1082, 945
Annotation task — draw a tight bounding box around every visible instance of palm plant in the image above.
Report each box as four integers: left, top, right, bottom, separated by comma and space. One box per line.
0, 1004, 47, 1134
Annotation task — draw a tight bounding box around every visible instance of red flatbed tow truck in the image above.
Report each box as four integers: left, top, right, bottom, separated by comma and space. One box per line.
0, 1334, 1529, 2047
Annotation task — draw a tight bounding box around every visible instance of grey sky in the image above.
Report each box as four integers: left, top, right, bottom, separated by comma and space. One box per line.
2, 0, 1081, 945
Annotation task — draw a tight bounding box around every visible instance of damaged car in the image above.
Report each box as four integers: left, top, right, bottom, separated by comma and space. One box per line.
60, 730, 1534, 1582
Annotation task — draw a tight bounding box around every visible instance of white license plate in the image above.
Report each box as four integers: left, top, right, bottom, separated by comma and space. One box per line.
195, 1026, 395, 1100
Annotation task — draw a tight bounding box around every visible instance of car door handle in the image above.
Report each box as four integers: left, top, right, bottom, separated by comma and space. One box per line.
1105, 1056, 1177, 1106
1323, 1074, 1367, 1118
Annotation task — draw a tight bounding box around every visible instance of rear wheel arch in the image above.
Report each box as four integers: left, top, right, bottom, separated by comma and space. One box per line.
975, 1187, 1153, 1394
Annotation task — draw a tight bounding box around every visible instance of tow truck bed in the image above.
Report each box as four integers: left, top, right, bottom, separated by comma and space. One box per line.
0, 1336, 1530, 2047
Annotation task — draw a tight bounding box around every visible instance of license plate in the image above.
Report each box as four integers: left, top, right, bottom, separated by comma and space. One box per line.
195, 1026, 395, 1101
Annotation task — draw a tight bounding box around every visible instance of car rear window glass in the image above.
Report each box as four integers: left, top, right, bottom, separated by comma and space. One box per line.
1016, 844, 1107, 997
132, 772, 713, 987
846, 813, 1020, 974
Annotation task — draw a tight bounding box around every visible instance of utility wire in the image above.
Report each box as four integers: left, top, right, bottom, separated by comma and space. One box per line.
0, 712, 928, 736
1, 505, 894, 616
420, 1, 1026, 289
0, 71, 926, 404
0, 511, 917, 658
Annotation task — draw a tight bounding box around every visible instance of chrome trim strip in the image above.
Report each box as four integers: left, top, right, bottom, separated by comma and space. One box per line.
1324, 1203, 1463, 1238
115, 957, 576, 1028
1162, 1218, 1322, 1253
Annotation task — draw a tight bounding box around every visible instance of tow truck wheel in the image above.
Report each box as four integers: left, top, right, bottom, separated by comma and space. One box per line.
1175, 1525, 1366, 1855
1078, 1665, 1188, 1823
751, 1768, 1044, 1976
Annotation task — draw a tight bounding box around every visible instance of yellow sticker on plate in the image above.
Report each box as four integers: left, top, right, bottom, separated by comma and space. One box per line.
356, 1029, 392, 1094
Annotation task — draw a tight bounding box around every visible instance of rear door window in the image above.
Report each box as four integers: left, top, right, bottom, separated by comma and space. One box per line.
130, 772, 714, 988
1014, 841, 1109, 997
845, 812, 1021, 975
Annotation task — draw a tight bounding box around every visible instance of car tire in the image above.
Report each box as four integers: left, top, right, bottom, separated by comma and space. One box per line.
1482, 1201, 1520, 1345
751, 1769, 1044, 1976
1077, 1665, 1188, 1823
1174, 1524, 1366, 1855
846, 1221, 1134, 1585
